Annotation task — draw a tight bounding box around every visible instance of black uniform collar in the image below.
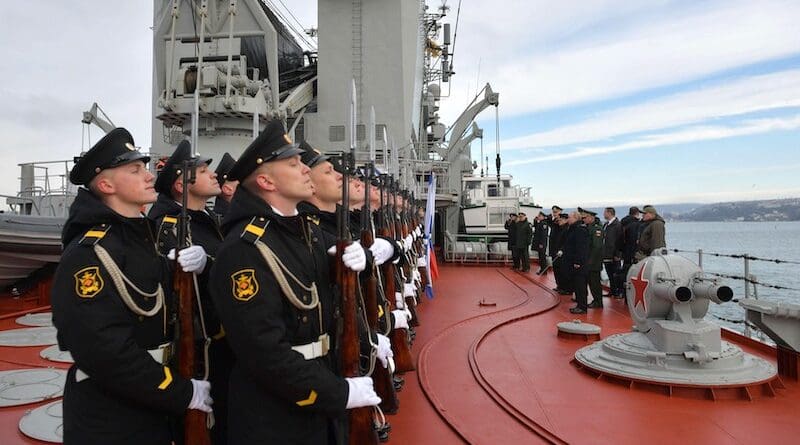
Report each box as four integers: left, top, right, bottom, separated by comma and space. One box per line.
62, 188, 151, 245
223, 185, 305, 237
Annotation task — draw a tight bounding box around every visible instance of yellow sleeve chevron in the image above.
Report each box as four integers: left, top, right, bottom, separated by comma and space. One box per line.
295, 390, 318, 407
157, 367, 173, 390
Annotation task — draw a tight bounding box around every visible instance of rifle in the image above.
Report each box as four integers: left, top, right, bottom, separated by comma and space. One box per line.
394, 185, 420, 327
337, 153, 379, 445
378, 175, 415, 373
174, 158, 211, 445
360, 163, 399, 413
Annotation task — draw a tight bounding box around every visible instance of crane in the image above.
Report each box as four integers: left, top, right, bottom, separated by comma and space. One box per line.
81, 103, 116, 133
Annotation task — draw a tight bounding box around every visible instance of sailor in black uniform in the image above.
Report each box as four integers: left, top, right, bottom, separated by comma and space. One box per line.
147, 141, 232, 444
208, 120, 380, 444
212, 152, 237, 218
51, 128, 212, 445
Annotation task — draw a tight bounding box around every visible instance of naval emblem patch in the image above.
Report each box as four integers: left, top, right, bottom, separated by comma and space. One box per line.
74, 266, 104, 298
232, 269, 259, 301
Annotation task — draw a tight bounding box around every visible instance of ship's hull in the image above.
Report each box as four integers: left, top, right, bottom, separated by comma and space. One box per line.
0, 215, 63, 289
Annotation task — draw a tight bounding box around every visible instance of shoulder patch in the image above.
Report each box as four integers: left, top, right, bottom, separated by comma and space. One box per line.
74, 266, 104, 298
232, 269, 259, 301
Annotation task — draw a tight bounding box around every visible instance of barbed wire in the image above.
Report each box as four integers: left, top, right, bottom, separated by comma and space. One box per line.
704, 272, 800, 292
671, 249, 800, 266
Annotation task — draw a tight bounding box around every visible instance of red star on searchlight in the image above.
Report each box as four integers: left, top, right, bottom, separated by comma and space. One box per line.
630, 263, 649, 312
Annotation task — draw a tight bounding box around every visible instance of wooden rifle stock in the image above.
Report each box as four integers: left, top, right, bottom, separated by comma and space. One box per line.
379, 226, 415, 373
175, 268, 211, 445
360, 228, 400, 413
174, 159, 211, 445
338, 155, 379, 445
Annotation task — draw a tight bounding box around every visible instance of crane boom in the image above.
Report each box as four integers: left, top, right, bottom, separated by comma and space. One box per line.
81, 102, 116, 133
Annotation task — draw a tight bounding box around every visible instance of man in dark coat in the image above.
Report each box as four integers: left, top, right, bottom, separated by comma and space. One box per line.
514, 212, 533, 272
551, 214, 571, 293
620, 206, 642, 281
602, 207, 624, 298
147, 141, 231, 444
562, 211, 590, 314
532, 212, 549, 274
582, 209, 604, 309
505, 213, 518, 268
208, 120, 380, 444
51, 128, 211, 445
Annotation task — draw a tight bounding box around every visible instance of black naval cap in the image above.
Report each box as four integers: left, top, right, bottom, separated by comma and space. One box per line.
578, 207, 597, 217
154, 140, 213, 195
215, 152, 236, 186
559, 213, 569, 219
70, 128, 150, 186
227, 119, 304, 181
299, 141, 330, 169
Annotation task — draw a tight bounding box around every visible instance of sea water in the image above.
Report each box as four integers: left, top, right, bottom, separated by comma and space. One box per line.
665, 221, 800, 334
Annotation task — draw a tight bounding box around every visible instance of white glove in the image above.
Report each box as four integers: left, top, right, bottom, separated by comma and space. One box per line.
403, 235, 413, 252
557, 250, 563, 258
413, 269, 421, 283
395, 292, 405, 309
404, 308, 413, 322
369, 238, 395, 266
392, 309, 410, 329
375, 334, 393, 369
345, 377, 381, 409
403, 282, 416, 298
327, 242, 367, 272
416, 256, 427, 268
188, 379, 213, 413
168, 245, 208, 273
414, 227, 422, 238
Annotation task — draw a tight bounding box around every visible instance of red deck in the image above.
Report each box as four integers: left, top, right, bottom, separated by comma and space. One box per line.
388, 265, 800, 445
1, 265, 798, 444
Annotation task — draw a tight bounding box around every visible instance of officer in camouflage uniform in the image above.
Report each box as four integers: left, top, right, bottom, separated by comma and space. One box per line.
208, 120, 380, 444
52, 128, 212, 445
581, 208, 604, 309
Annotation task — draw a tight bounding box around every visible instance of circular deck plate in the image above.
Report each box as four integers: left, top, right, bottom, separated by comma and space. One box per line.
15, 313, 53, 327
0, 369, 66, 407
575, 332, 777, 386
0, 326, 58, 347
39, 345, 74, 364
557, 320, 601, 335
19, 400, 63, 443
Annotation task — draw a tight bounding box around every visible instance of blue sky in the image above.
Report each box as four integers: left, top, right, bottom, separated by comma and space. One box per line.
443, 0, 800, 207
0, 0, 797, 209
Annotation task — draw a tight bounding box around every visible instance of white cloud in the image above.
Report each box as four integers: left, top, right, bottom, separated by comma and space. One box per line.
506, 114, 800, 165
501, 69, 800, 151
439, 0, 800, 122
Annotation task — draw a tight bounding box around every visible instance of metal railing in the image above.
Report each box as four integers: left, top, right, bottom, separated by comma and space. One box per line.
443, 232, 546, 265
671, 248, 800, 299
671, 248, 799, 343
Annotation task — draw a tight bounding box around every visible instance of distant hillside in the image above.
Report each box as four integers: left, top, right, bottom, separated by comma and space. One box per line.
581, 199, 800, 222
666, 198, 800, 222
